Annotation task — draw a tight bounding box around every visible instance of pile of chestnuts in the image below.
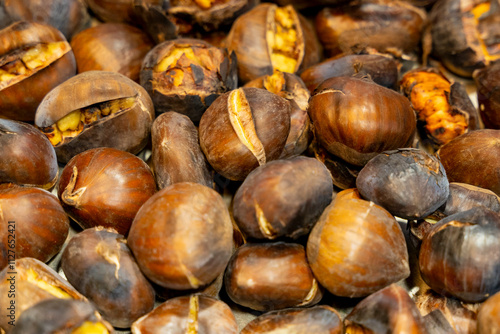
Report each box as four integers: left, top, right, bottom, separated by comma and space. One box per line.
2, 0, 500, 333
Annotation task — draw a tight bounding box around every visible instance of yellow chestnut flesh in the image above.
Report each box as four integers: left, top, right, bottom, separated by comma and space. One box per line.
268, 6, 300, 73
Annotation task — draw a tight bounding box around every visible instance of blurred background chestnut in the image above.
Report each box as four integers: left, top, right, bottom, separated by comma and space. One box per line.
474, 62, 500, 129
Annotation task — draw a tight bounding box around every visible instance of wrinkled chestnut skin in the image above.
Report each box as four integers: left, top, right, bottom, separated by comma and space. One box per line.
241, 305, 343, 334
131, 294, 238, 334
152, 111, 213, 189
0, 258, 86, 334
71, 23, 154, 82
301, 54, 399, 93
233, 157, 333, 240
0, 119, 58, 189
438, 182, 500, 217
477, 291, 500, 333
419, 207, 500, 303
199, 87, 291, 181
57, 147, 157, 236
35, 71, 155, 163
344, 284, 428, 334
0, 21, 76, 121
307, 193, 410, 298
12, 299, 114, 334
356, 148, 450, 220
128, 182, 233, 290
474, 62, 500, 129
61, 227, 156, 328
308, 76, 416, 166
437, 129, 500, 196
224, 242, 323, 311
315, 0, 427, 58
0, 184, 69, 270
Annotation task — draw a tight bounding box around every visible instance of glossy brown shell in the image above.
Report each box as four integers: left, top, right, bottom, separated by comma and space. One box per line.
474, 62, 500, 129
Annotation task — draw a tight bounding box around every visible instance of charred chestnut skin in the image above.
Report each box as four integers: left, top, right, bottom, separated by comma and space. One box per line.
419, 207, 500, 303
224, 242, 323, 312
233, 157, 333, 240
128, 182, 233, 290
308, 76, 416, 166
477, 291, 500, 333
0, 184, 69, 270
57, 147, 157, 236
474, 62, 500, 129
61, 227, 156, 328
0, 119, 58, 189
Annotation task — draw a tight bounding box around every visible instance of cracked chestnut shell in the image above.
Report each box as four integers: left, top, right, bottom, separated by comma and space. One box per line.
0, 119, 58, 189
474, 62, 500, 129
224, 242, 323, 312
57, 147, 157, 236
140, 38, 237, 122
128, 182, 233, 290
61, 227, 156, 328
199, 87, 291, 181
308, 76, 416, 166
0, 21, 76, 121
35, 71, 155, 164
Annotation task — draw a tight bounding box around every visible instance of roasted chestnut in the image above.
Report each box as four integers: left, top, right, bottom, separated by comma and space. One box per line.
308, 76, 416, 166
131, 294, 238, 334
225, 3, 322, 83
57, 147, 157, 235
423, 310, 457, 334
474, 62, 500, 129
0, 184, 69, 270
128, 182, 233, 290
307, 192, 410, 297
438, 182, 500, 217
140, 38, 237, 122
35, 71, 155, 163
233, 156, 333, 240
70, 23, 154, 82
86, 0, 160, 24
477, 290, 500, 333
0, 21, 76, 121
151, 111, 213, 189
0, 119, 58, 189
199, 87, 291, 181
224, 242, 323, 311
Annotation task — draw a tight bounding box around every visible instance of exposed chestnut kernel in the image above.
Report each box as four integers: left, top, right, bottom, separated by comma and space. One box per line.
473, 62, 500, 129
0, 119, 58, 189
477, 290, 500, 333
356, 148, 450, 220
307, 193, 410, 298
224, 242, 323, 311
35, 71, 155, 163
419, 207, 500, 303
128, 182, 233, 290
131, 294, 238, 334
0, 184, 69, 270
57, 147, 157, 236
240, 305, 343, 334
344, 284, 428, 334
0, 21, 76, 121
233, 157, 333, 240
151, 111, 213, 190
11, 299, 113, 334
199, 87, 291, 181
308, 76, 416, 166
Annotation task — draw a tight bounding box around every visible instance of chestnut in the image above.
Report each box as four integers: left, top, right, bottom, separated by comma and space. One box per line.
12, 299, 114, 334
438, 182, 500, 217
0, 119, 58, 189
240, 305, 343, 334
356, 148, 450, 220
131, 294, 238, 334
419, 207, 500, 303
140, 38, 237, 122
437, 129, 500, 196
0, 184, 69, 270
477, 290, 500, 333
233, 156, 333, 240
308, 76, 416, 166
86, 0, 159, 24
151, 111, 213, 189
0, 21, 76, 121
61, 227, 156, 328
35, 71, 155, 163
423, 310, 457, 334
225, 3, 322, 84
57, 147, 157, 235
128, 182, 233, 290
199, 87, 291, 181
224, 242, 323, 311
307, 192, 410, 298
70, 23, 154, 83
474, 62, 500, 129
